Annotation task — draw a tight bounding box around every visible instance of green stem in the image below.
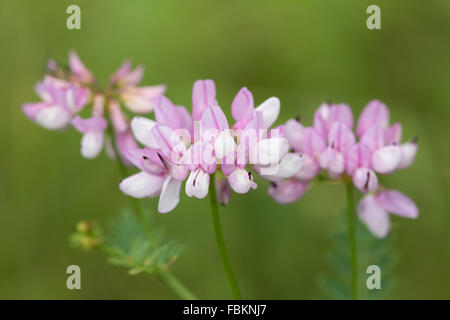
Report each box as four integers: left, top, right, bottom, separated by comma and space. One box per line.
159, 270, 197, 300
345, 180, 358, 300
106, 120, 197, 300
209, 176, 242, 299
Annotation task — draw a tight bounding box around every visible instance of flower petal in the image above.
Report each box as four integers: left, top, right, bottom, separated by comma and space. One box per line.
201, 106, 229, 131
397, 142, 418, 170
231, 87, 254, 122
285, 119, 305, 152
255, 138, 289, 165
358, 195, 390, 238
371, 145, 402, 174
192, 79, 217, 121
376, 190, 419, 218
227, 168, 255, 194
352, 167, 378, 193
81, 131, 104, 159
294, 154, 320, 181
255, 97, 280, 129
154, 96, 182, 129
158, 177, 182, 213
119, 171, 165, 198
35, 106, 72, 130
131, 116, 158, 148
268, 179, 308, 204
214, 130, 236, 160
185, 168, 210, 199
356, 100, 390, 137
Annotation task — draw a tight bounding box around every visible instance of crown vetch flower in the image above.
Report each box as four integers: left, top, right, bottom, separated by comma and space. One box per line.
120, 80, 298, 213
110, 60, 166, 113
276, 100, 419, 237
71, 94, 108, 159
358, 189, 418, 238
23, 75, 90, 130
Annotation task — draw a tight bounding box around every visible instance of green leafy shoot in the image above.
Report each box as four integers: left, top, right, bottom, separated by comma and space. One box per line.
317, 210, 398, 299
70, 208, 183, 276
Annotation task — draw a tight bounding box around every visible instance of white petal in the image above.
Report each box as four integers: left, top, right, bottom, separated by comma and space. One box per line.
228, 168, 252, 194
158, 177, 181, 213
131, 116, 159, 148
81, 131, 103, 159
358, 195, 390, 238
194, 170, 210, 198
214, 130, 236, 159
397, 142, 418, 170
36, 106, 71, 129
371, 145, 402, 174
119, 171, 165, 198
273, 153, 303, 178
255, 138, 289, 166
185, 169, 210, 199
255, 97, 280, 129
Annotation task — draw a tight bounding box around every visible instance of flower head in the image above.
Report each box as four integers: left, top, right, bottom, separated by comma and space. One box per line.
120, 80, 298, 213
274, 99, 419, 237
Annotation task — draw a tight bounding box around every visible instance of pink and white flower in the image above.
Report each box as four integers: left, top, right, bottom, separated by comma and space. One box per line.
109, 60, 166, 113
23, 75, 90, 130
358, 189, 418, 238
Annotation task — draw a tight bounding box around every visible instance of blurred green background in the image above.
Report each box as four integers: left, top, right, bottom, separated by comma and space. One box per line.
1, 0, 449, 299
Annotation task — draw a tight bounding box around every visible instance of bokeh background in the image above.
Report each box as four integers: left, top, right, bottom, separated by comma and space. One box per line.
1, 0, 449, 299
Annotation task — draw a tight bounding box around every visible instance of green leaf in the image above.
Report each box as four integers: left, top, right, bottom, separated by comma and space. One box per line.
318, 210, 398, 300
103, 209, 183, 275
70, 208, 183, 275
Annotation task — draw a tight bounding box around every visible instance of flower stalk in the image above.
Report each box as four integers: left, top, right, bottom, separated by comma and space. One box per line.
107, 121, 197, 300
209, 174, 242, 299
345, 179, 358, 300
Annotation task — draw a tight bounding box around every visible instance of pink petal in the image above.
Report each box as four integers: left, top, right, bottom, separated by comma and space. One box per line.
352, 168, 378, 193
358, 195, 390, 238
356, 100, 390, 137
375, 190, 419, 218
384, 122, 402, 145
215, 177, 231, 205
176, 106, 194, 136
268, 179, 308, 204
192, 79, 217, 121
71, 116, 107, 133
360, 124, 385, 152
328, 122, 356, 153
68, 51, 94, 83
109, 100, 128, 133
231, 87, 254, 123
154, 96, 182, 129
151, 124, 184, 160
201, 106, 229, 131
328, 104, 354, 129
22, 102, 49, 120
302, 127, 326, 158
285, 119, 305, 152
294, 154, 320, 181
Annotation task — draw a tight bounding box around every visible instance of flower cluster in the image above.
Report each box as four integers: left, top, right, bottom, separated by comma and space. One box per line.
119, 80, 300, 213
23, 51, 165, 159
23, 52, 419, 238
274, 101, 419, 237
